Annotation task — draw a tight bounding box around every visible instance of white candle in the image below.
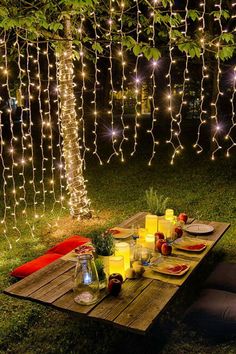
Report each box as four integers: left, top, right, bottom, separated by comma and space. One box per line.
115, 242, 130, 271
145, 234, 155, 250
145, 215, 158, 235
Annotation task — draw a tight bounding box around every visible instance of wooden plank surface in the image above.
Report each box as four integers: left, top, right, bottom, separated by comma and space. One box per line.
3, 212, 231, 334
114, 280, 178, 333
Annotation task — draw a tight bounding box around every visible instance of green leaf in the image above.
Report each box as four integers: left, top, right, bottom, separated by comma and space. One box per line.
187, 9, 200, 22
220, 33, 234, 44
218, 46, 235, 61
133, 44, 141, 56
92, 42, 103, 53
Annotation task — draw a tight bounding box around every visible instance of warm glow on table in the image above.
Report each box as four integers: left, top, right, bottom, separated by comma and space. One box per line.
115, 242, 130, 271
145, 234, 155, 250
138, 227, 147, 240
145, 215, 158, 235
109, 256, 125, 279
158, 219, 172, 238
165, 209, 174, 221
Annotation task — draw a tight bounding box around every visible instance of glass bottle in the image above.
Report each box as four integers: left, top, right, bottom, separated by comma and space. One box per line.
73, 254, 100, 305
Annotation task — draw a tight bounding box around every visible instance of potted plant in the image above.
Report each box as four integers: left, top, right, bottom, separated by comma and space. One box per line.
92, 230, 115, 275
145, 187, 169, 216
94, 258, 107, 289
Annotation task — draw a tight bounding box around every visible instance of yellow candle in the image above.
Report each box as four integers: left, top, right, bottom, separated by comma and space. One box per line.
158, 219, 172, 238
138, 227, 147, 240
109, 256, 125, 279
115, 242, 130, 271
165, 209, 174, 221
145, 234, 155, 250
145, 215, 158, 235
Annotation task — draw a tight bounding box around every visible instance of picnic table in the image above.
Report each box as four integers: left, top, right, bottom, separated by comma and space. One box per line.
4, 212, 230, 334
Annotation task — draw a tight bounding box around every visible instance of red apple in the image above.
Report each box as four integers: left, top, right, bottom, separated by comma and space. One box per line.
174, 226, 183, 238
178, 213, 188, 224
161, 243, 172, 256
154, 232, 165, 240
108, 273, 123, 284
108, 278, 122, 295
155, 238, 166, 253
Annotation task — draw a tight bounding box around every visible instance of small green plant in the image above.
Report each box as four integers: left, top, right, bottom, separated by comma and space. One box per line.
145, 187, 170, 216
94, 258, 106, 281
92, 230, 115, 256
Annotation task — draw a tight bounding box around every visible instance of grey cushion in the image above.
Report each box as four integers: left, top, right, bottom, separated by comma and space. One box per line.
185, 288, 236, 337
204, 262, 236, 293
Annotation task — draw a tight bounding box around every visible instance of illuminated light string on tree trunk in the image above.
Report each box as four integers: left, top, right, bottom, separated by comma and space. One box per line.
194, 0, 207, 154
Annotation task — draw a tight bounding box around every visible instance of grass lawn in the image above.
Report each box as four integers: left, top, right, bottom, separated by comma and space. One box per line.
1, 146, 236, 354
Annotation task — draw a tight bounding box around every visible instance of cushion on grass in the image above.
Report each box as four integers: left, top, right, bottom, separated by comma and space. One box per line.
45, 235, 91, 255
185, 288, 236, 337
11, 253, 62, 278
203, 262, 236, 293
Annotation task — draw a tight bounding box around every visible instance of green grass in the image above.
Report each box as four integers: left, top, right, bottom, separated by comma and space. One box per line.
1, 150, 236, 354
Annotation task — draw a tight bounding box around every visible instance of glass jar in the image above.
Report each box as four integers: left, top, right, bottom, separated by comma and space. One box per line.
73, 254, 99, 305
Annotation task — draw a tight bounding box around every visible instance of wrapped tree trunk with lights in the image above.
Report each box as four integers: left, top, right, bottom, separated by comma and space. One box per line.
58, 14, 91, 219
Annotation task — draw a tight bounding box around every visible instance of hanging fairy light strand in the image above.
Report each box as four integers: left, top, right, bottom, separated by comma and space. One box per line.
92, 11, 103, 165
15, 34, 34, 236
131, 0, 141, 157
171, 0, 190, 162
148, 2, 159, 166
107, 0, 119, 163
44, 42, 57, 211
118, 1, 128, 163
78, 15, 90, 164
211, 0, 223, 160
194, 0, 207, 154
225, 66, 236, 156
4, 33, 21, 240
166, 1, 177, 164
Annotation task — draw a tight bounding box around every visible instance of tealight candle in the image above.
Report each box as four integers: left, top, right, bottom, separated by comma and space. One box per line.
109, 256, 125, 279
115, 242, 130, 271
145, 215, 158, 235
158, 219, 172, 238
165, 209, 174, 221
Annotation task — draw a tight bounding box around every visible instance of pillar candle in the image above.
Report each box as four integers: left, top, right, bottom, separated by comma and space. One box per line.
145, 234, 155, 251
109, 256, 125, 279
145, 215, 158, 235
158, 219, 172, 238
115, 242, 130, 271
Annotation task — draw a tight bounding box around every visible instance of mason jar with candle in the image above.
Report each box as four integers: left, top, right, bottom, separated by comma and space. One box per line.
74, 254, 99, 305
115, 242, 130, 271
145, 215, 158, 235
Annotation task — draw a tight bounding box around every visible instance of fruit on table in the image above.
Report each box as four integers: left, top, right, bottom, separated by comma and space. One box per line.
108, 278, 122, 295
154, 232, 165, 240
155, 238, 166, 253
178, 213, 188, 224
174, 226, 183, 238
125, 268, 136, 279
108, 273, 123, 284
132, 263, 145, 277
161, 242, 172, 256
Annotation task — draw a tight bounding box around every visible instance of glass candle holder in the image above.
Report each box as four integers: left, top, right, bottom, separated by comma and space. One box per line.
109, 255, 125, 279
158, 219, 172, 238
145, 234, 155, 251
115, 242, 130, 271
165, 209, 174, 221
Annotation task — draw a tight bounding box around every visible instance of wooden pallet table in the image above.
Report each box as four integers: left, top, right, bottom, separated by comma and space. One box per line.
4, 212, 230, 334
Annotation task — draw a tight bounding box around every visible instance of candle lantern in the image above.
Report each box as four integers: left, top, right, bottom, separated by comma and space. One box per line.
145, 215, 158, 235
115, 242, 130, 271
109, 256, 125, 279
